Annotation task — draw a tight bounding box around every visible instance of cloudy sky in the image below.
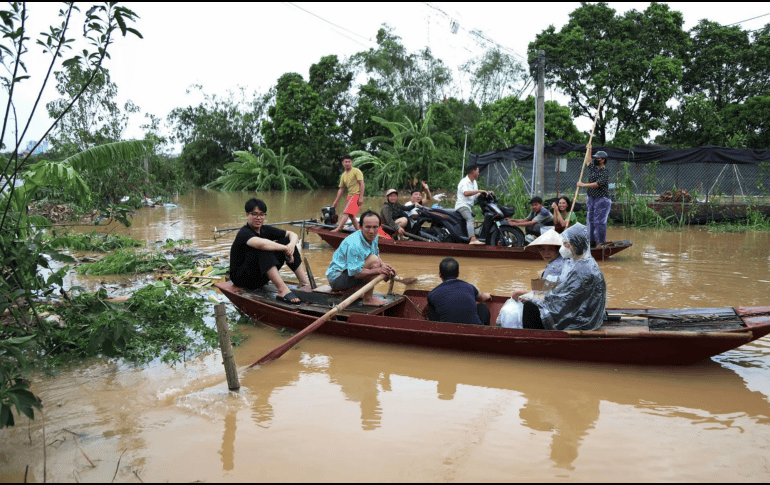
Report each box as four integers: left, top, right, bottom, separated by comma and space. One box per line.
7, 2, 770, 151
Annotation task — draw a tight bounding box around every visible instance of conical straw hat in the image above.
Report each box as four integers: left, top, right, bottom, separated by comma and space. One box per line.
525, 228, 564, 251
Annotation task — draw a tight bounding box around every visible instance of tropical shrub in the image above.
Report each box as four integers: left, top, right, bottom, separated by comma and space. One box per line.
206, 147, 316, 191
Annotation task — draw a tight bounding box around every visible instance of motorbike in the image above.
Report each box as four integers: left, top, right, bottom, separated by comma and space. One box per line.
409, 193, 526, 247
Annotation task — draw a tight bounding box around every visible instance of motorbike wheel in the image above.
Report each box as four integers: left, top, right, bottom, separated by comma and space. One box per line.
491, 226, 526, 247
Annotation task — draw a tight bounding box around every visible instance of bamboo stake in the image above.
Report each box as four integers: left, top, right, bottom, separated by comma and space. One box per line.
304, 256, 317, 289
214, 303, 240, 390
566, 100, 603, 229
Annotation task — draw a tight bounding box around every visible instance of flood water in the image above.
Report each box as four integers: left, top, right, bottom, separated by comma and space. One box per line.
1, 189, 769, 482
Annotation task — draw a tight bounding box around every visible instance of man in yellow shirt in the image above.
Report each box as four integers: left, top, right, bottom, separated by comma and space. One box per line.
331, 154, 365, 232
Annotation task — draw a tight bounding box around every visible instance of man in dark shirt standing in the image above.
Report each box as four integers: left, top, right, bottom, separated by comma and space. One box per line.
229, 198, 310, 304
426, 257, 492, 326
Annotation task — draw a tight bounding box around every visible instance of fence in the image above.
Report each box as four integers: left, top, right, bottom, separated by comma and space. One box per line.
482, 152, 770, 203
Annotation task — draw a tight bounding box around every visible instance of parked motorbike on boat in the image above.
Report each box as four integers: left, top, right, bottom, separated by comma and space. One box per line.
408, 193, 526, 247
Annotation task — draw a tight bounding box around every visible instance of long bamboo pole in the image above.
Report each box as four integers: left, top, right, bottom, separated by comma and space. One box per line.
566, 100, 603, 229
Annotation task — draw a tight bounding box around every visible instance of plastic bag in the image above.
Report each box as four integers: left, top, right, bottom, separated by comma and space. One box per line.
497, 298, 524, 329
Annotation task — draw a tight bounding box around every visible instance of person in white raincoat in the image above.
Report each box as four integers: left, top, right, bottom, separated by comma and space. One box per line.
518, 223, 606, 331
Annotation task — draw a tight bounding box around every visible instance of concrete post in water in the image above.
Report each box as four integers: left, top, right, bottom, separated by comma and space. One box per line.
534, 49, 545, 197
214, 303, 240, 391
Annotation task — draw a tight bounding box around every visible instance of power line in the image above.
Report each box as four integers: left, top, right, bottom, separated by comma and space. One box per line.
285, 2, 374, 47
726, 12, 770, 27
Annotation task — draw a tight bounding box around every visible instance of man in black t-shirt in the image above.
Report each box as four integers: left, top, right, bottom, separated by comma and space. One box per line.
229, 198, 310, 304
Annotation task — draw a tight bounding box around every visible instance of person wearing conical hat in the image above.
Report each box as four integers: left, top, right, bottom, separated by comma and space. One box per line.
511, 229, 570, 301
518, 223, 607, 331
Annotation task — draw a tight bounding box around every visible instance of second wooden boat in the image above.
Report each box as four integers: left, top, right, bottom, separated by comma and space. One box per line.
307, 226, 632, 260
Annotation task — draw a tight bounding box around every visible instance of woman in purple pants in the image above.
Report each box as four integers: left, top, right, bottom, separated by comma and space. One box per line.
577, 151, 612, 247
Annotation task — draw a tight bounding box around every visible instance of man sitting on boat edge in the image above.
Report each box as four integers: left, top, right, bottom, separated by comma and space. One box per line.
325, 210, 397, 306
426, 257, 492, 326
380, 188, 411, 239
229, 198, 311, 304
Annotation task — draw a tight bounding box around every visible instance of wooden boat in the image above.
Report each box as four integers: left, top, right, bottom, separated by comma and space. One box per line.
306, 226, 632, 260
215, 281, 770, 365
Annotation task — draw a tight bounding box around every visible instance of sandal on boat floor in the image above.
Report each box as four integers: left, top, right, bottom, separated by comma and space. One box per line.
276, 291, 301, 305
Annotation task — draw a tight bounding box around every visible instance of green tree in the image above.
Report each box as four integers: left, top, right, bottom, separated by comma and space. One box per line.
460, 47, 527, 107
206, 147, 316, 192
168, 85, 270, 185
472, 96, 584, 153
0, 2, 141, 429
353, 105, 452, 191
528, 2, 688, 144
262, 60, 351, 186
658, 22, 770, 148
350, 25, 453, 114
46, 65, 139, 155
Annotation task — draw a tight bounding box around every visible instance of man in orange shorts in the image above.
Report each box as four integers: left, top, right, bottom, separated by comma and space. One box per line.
331, 154, 365, 232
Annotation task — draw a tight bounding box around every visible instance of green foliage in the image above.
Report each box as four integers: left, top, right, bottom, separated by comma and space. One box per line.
48, 231, 144, 252
262, 57, 352, 187
206, 147, 316, 192
472, 96, 584, 153
0, 336, 40, 428
46, 65, 140, 154
76, 249, 197, 276
39, 283, 217, 365
495, 169, 530, 219
529, 2, 687, 144
461, 48, 526, 106
615, 162, 671, 227
0, 1, 141, 429
161, 238, 192, 249
350, 25, 453, 109
352, 106, 451, 192
168, 85, 269, 186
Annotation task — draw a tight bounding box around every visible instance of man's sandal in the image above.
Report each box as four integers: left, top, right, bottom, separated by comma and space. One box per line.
276, 291, 301, 305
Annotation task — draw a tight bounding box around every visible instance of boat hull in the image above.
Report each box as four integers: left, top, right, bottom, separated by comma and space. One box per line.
216, 282, 770, 365
307, 227, 632, 260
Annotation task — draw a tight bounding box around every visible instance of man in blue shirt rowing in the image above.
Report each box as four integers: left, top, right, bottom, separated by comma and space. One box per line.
326, 210, 397, 306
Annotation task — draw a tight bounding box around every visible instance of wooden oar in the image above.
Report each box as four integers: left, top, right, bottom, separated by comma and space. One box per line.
566, 100, 602, 229
247, 274, 388, 368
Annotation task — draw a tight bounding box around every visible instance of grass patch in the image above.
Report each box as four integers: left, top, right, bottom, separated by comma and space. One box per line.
48, 231, 144, 252
36, 282, 219, 366
76, 249, 198, 275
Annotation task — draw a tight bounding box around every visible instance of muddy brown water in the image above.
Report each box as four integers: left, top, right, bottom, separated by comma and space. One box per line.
1, 189, 769, 482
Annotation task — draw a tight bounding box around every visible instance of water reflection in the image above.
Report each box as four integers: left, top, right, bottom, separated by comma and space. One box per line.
234, 333, 769, 471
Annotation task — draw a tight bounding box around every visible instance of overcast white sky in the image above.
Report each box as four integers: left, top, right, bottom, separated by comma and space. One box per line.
6, 2, 770, 152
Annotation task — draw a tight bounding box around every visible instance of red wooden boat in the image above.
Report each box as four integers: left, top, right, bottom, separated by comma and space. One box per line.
216, 281, 770, 365
306, 226, 632, 260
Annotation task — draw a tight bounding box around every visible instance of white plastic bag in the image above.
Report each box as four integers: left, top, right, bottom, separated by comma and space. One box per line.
497, 298, 524, 329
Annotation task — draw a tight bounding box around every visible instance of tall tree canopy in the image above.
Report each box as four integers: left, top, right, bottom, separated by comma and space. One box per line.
261, 55, 352, 186
472, 96, 584, 153
46, 65, 139, 155
350, 25, 453, 114
658, 21, 770, 148
460, 48, 527, 107
528, 2, 688, 145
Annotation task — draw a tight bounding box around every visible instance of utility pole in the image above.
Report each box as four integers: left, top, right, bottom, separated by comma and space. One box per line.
534, 49, 545, 197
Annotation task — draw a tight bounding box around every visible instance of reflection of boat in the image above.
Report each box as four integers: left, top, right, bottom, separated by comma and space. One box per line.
307, 226, 632, 260
216, 281, 770, 365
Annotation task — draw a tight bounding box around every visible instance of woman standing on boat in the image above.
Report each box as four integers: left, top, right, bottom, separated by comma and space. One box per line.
577, 151, 611, 247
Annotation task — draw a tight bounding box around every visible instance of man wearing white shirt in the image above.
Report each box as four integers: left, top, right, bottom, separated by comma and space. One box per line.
455, 165, 489, 245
